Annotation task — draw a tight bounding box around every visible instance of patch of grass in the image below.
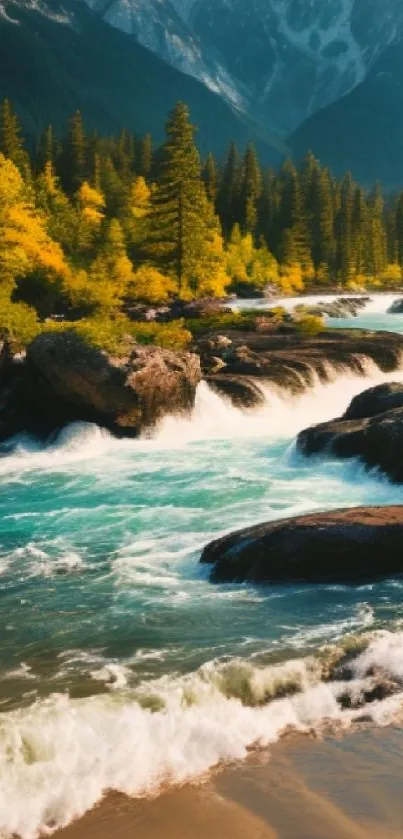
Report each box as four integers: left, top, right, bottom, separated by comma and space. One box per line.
186, 307, 286, 336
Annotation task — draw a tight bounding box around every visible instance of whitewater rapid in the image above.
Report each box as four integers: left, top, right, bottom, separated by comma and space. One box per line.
1, 293, 403, 838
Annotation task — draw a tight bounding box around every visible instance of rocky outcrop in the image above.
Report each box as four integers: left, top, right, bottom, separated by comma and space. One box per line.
297, 382, 403, 482
197, 327, 403, 406
201, 506, 403, 584
388, 298, 403, 314
0, 332, 201, 441
305, 297, 370, 319
206, 375, 265, 409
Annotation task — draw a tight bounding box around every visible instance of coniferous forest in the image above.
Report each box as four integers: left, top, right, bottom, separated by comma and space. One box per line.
1, 98, 403, 353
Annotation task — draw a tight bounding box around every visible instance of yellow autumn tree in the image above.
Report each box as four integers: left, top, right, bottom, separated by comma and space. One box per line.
75, 180, 105, 255
225, 225, 278, 294
123, 175, 152, 254
128, 264, 176, 304
35, 161, 77, 255
68, 219, 133, 314
0, 153, 69, 296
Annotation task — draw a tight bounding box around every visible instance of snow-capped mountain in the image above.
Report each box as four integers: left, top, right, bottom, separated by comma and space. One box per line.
86, 0, 403, 136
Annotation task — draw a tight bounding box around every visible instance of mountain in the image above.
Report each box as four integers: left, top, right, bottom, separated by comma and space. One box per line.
86, 0, 403, 138
291, 39, 403, 187
0, 0, 283, 158
1, 0, 403, 183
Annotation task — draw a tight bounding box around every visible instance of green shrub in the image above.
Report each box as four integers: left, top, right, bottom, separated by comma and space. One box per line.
186, 308, 286, 337
0, 298, 41, 349
129, 320, 192, 351
294, 313, 325, 337
68, 316, 192, 355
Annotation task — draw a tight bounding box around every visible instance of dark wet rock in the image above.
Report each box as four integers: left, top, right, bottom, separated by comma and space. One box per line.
388, 298, 403, 314
200, 506, 403, 584
305, 297, 370, 319
297, 382, 403, 482
344, 382, 403, 420
207, 375, 265, 408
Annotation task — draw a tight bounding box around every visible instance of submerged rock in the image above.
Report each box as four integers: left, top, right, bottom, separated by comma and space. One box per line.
305, 297, 370, 319
201, 506, 403, 584
388, 298, 403, 314
206, 374, 265, 408
297, 382, 403, 482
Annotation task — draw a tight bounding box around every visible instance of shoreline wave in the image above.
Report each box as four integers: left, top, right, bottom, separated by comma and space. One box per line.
1, 630, 403, 838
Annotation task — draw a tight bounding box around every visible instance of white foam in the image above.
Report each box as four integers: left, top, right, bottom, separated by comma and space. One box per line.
1, 631, 403, 839
232, 292, 402, 316
151, 358, 403, 446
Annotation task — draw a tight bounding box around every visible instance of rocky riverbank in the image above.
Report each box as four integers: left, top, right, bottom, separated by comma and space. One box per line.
198, 325, 403, 405
0, 316, 402, 442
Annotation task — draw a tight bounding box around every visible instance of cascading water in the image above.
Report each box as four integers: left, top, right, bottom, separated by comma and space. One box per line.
1, 294, 403, 838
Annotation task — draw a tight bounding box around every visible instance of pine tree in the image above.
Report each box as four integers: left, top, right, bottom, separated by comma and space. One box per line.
395, 193, 403, 267
367, 185, 387, 278
115, 129, 135, 177
202, 153, 218, 205
335, 173, 355, 284
278, 159, 310, 273
239, 142, 262, 235
36, 125, 55, 173
352, 185, 369, 278
216, 142, 241, 238
311, 167, 335, 278
138, 133, 153, 179
100, 155, 127, 217
0, 99, 30, 178
258, 169, 279, 253
145, 102, 226, 298
62, 110, 87, 194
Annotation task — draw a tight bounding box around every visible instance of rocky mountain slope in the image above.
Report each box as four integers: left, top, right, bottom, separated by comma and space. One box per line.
87, 0, 403, 138
0, 0, 275, 157
1, 0, 403, 181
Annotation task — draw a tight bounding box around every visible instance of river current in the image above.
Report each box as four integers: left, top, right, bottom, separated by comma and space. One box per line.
2, 294, 403, 838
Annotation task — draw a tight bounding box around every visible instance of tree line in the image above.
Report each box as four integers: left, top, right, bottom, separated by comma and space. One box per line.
0, 97, 402, 349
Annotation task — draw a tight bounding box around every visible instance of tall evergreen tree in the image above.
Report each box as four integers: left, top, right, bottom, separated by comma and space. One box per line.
0, 99, 30, 177
395, 192, 403, 268
138, 133, 153, 179
145, 102, 226, 297
239, 142, 262, 235
367, 184, 387, 277
335, 173, 355, 282
62, 110, 87, 194
216, 142, 241, 238
36, 125, 55, 173
202, 153, 218, 205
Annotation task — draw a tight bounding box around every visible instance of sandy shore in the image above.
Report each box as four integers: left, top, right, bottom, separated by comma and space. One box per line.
55, 726, 403, 839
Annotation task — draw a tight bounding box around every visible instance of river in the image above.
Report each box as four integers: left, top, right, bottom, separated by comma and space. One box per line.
1, 293, 403, 838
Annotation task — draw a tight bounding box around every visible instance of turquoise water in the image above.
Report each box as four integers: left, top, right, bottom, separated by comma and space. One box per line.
2, 294, 403, 837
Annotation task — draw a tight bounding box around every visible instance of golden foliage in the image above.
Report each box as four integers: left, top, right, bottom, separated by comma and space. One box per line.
128, 265, 176, 304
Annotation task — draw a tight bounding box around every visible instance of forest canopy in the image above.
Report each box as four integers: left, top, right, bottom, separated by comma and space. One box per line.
0, 98, 402, 351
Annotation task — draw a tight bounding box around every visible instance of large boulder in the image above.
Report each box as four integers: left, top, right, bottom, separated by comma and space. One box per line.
388, 298, 403, 314
297, 382, 403, 482
22, 331, 201, 436
344, 382, 403, 420
201, 506, 403, 584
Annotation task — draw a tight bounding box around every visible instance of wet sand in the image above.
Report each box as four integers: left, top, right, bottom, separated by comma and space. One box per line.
56, 727, 403, 839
